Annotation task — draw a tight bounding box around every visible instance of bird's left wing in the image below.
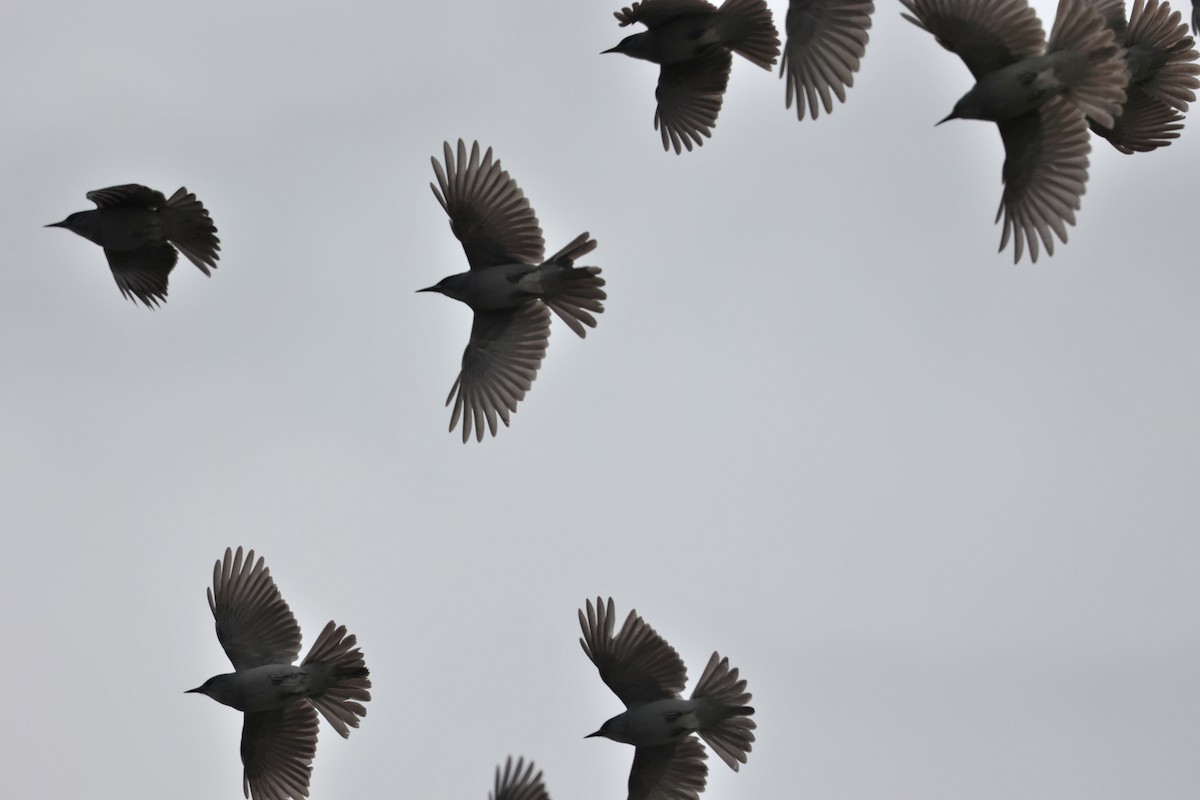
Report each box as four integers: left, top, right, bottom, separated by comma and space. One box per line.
996, 98, 1090, 263
446, 301, 550, 442
104, 244, 177, 308
781, 0, 874, 120
654, 47, 732, 153
430, 140, 544, 269
491, 756, 550, 800
628, 739, 708, 800
241, 702, 318, 800
208, 547, 303, 670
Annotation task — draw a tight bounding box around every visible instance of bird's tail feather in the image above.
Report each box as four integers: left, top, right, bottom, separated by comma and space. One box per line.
1125, 0, 1199, 111
690, 651, 756, 771
302, 620, 371, 738
543, 233, 606, 338
717, 0, 780, 70
163, 187, 221, 275
1048, 0, 1129, 128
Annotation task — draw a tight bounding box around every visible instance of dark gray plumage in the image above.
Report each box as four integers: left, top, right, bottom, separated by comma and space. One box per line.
187, 547, 371, 800
781, 1, 875, 120
580, 597, 755, 800
604, 0, 781, 152
46, 183, 219, 307
902, 0, 1129, 262
420, 140, 605, 443
1086, 0, 1200, 153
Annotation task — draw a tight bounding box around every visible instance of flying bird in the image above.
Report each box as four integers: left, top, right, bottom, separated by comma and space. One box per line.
901, 0, 1129, 262
603, 0, 781, 152
490, 757, 551, 800
1085, 0, 1199, 153
579, 597, 755, 800
188, 547, 371, 800
780, 1, 875, 121
420, 139, 606, 443
46, 183, 219, 307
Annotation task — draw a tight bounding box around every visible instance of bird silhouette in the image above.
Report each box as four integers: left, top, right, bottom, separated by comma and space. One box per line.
46, 183, 219, 307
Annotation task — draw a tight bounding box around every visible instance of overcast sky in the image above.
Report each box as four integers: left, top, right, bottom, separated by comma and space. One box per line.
2, 1, 1197, 799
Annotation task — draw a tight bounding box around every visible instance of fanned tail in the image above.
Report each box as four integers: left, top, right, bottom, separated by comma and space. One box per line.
718, 0, 781, 70
690, 651, 756, 772
542, 233, 606, 338
302, 621, 371, 738
1126, 0, 1199, 111
162, 187, 221, 275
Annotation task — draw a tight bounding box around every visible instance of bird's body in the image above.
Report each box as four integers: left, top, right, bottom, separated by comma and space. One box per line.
188, 547, 370, 800
780, 1, 875, 120
580, 597, 755, 800
421, 140, 605, 443
47, 183, 219, 307
605, 0, 780, 152
902, 0, 1129, 263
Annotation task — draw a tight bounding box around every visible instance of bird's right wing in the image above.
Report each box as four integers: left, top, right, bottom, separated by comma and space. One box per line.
628, 739, 708, 800
446, 302, 550, 443
430, 139, 545, 270
996, 98, 1090, 263
241, 702, 318, 800
208, 546, 303, 670
491, 756, 550, 800
86, 184, 167, 209
104, 244, 177, 309
654, 47, 733, 153
781, 0, 874, 121
899, 0, 1046, 78
579, 597, 688, 708
614, 0, 717, 28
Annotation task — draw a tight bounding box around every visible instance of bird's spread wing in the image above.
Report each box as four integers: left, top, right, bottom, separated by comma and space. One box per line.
655, 47, 733, 153
104, 244, 177, 308
446, 302, 550, 443
781, 0, 874, 120
491, 756, 550, 800
628, 739, 708, 800
1085, 0, 1128, 39
430, 139, 544, 269
615, 0, 716, 28
900, 0, 1046, 79
1091, 89, 1185, 153
208, 546, 303, 670
579, 597, 687, 707
241, 702, 318, 800
996, 97, 1090, 263
86, 184, 167, 209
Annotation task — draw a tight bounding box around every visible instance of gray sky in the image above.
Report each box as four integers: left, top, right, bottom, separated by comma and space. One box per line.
2, 1, 1197, 798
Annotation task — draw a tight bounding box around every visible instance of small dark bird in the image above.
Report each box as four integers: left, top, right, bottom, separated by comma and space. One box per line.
580, 597, 756, 800
902, 0, 1129, 262
490, 757, 551, 800
188, 547, 371, 800
420, 140, 606, 443
1086, 0, 1199, 153
781, 1, 875, 121
46, 184, 219, 307
604, 0, 781, 153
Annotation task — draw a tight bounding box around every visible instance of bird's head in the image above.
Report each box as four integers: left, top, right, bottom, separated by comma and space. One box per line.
185, 673, 232, 703
416, 273, 471, 304
602, 33, 653, 62
586, 713, 631, 744
44, 212, 88, 234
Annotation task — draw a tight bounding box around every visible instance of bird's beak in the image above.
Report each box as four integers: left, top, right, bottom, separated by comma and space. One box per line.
416, 286, 437, 293
45, 220, 67, 228
601, 46, 620, 55
184, 686, 204, 694
935, 111, 957, 126
585, 729, 604, 738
